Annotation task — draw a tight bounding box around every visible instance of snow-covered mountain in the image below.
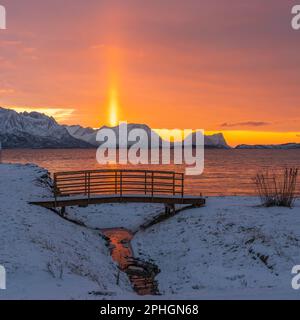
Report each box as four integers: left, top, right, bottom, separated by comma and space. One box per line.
236, 143, 300, 149
65, 124, 231, 149
66, 125, 97, 145
204, 133, 231, 149
0, 107, 92, 148
184, 132, 230, 149
66, 123, 162, 147
0, 107, 231, 149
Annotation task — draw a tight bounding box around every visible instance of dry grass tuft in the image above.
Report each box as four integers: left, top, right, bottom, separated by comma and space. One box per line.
254, 168, 298, 207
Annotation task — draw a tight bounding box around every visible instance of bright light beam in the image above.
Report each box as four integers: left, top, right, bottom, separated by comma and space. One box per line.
109, 88, 119, 127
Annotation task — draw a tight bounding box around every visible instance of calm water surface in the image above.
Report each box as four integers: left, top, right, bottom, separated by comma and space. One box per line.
2, 149, 300, 196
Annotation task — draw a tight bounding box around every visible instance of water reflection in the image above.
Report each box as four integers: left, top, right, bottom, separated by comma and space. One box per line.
101, 228, 160, 295
2, 149, 300, 196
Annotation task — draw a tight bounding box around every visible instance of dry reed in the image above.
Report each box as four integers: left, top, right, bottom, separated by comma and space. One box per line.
254, 168, 298, 207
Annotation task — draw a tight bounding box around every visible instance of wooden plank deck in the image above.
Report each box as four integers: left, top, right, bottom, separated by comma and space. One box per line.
30, 194, 206, 208
30, 169, 205, 209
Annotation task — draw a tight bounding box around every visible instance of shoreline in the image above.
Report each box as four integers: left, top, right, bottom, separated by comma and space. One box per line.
0, 163, 299, 300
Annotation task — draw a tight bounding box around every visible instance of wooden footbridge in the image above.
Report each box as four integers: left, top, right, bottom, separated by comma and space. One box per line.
30, 169, 205, 209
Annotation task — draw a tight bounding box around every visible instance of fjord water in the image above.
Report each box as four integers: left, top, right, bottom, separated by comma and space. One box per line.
2, 149, 300, 196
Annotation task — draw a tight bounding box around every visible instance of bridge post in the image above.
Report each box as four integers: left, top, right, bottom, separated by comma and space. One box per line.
84, 172, 88, 196
151, 172, 154, 198
61, 206, 66, 217
120, 171, 123, 197
87, 172, 91, 204
173, 173, 176, 196
53, 173, 58, 208
115, 171, 118, 194
165, 203, 175, 214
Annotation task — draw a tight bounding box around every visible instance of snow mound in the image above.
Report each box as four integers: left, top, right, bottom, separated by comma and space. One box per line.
132, 196, 300, 299
0, 163, 131, 299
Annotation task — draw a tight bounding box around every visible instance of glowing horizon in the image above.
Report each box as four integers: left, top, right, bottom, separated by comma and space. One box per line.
2, 106, 300, 147
3, 106, 74, 122
1, 1, 300, 145
155, 129, 300, 147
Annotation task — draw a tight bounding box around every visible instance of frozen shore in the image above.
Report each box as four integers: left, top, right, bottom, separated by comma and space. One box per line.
1, 163, 300, 299
0, 163, 133, 299
132, 197, 300, 299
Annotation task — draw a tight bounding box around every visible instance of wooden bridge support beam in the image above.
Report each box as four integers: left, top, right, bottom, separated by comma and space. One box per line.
164, 203, 176, 214
60, 206, 66, 217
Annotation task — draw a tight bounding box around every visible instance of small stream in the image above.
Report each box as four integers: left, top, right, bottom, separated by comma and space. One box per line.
51, 191, 191, 296
101, 228, 160, 296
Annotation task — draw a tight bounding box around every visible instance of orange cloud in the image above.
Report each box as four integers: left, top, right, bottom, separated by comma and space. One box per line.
8, 107, 74, 122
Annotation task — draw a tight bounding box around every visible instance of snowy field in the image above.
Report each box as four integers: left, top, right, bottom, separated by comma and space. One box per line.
132, 197, 300, 299
66, 202, 164, 232
1, 163, 300, 300
0, 163, 133, 299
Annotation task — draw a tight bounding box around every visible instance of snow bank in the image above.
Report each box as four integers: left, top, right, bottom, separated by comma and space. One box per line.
132, 197, 300, 299
66, 202, 164, 232
2, 163, 299, 300
0, 163, 132, 299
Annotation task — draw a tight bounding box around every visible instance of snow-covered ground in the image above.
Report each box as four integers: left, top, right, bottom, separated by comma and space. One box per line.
1, 163, 300, 299
132, 197, 300, 299
66, 202, 164, 232
0, 163, 133, 299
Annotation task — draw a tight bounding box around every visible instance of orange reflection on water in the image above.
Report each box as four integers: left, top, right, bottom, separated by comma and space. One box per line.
101, 228, 134, 270
101, 228, 159, 295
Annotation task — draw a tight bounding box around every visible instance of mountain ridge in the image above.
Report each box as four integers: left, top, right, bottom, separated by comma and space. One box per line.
0, 107, 93, 149
235, 143, 300, 149
0, 107, 230, 149
65, 123, 231, 149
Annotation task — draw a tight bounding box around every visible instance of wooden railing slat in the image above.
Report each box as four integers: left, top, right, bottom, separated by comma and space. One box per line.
53, 169, 185, 199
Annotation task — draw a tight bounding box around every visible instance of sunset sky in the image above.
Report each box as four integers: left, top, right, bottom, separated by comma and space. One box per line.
0, 0, 300, 146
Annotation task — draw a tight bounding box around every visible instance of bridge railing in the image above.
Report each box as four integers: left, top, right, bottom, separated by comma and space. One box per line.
53, 169, 185, 199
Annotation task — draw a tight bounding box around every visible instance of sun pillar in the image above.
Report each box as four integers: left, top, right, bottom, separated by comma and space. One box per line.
108, 88, 119, 127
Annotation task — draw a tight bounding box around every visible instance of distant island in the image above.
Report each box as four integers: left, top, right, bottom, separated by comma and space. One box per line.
235, 143, 300, 149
